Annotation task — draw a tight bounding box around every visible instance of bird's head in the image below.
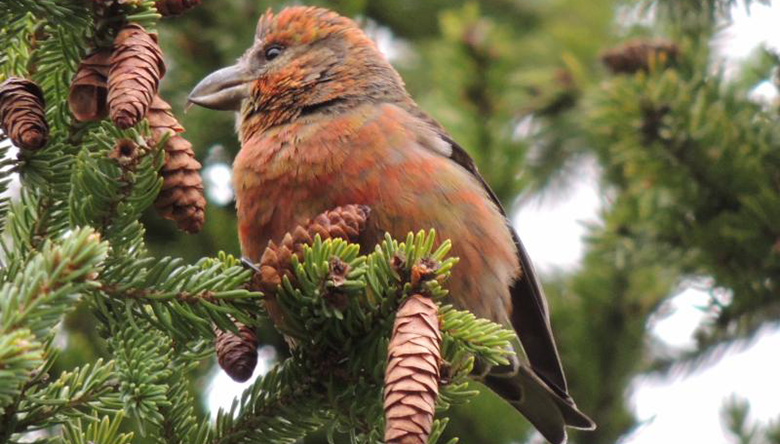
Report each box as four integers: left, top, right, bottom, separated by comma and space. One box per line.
188, 6, 407, 140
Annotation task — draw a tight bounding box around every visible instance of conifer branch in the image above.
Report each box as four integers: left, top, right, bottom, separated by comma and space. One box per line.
60, 412, 134, 444
1, 3, 522, 444
227, 221, 514, 444
12, 359, 120, 434
590, 55, 780, 367
0, 228, 107, 437
207, 359, 328, 444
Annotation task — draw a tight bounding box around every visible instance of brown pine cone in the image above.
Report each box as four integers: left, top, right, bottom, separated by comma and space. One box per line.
148, 96, 205, 233
0, 77, 48, 151
252, 204, 370, 327
155, 0, 201, 16
107, 23, 166, 129
601, 39, 679, 75
69, 49, 111, 122
255, 204, 370, 294
215, 322, 258, 382
384, 294, 441, 444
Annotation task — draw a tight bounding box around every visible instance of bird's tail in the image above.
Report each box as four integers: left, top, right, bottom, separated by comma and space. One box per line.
483, 367, 595, 444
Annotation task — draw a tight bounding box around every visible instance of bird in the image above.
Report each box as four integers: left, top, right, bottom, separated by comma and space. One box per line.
188, 6, 595, 443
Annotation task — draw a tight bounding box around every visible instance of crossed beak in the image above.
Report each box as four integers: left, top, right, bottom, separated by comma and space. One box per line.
187, 63, 254, 111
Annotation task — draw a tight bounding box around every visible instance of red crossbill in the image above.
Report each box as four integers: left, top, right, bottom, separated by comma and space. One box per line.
189, 6, 595, 443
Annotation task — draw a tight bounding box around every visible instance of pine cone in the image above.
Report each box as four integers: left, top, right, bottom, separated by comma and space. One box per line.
155, 0, 201, 16
148, 96, 205, 233
255, 204, 370, 294
215, 322, 258, 382
384, 294, 441, 444
108, 23, 166, 129
601, 40, 679, 75
252, 204, 370, 327
69, 49, 111, 122
0, 77, 48, 151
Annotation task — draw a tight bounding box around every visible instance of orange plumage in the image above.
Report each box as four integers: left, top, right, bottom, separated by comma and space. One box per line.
189, 7, 594, 443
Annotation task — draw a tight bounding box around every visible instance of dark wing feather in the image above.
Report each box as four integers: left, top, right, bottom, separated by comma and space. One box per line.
442, 134, 569, 396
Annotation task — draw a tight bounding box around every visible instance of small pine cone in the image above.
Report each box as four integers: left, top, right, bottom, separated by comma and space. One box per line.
0, 77, 48, 150
601, 39, 679, 75
253, 204, 370, 327
384, 294, 441, 444
215, 322, 258, 382
307, 204, 370, 242
69, 49, 111, 122
108, 23, 166, 129
256, 235, 296, 295
256, 204, 370, 294
155, 0, 201, 16
148, 96, 205, 233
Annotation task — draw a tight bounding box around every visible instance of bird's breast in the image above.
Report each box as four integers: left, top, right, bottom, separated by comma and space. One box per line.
233, 105, 383, 260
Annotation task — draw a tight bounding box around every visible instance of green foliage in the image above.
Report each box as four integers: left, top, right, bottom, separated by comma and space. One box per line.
1, 4, 516, 443
200, 232, 514, 444
722, 395, 780, 444
587, 51, 780, 339
208, 359, 327, 444
18, 359, 119, 430
0, 227, 107, 438
3, 0, 779, 443
521, 1, 780, 442
61, 412, 134, 444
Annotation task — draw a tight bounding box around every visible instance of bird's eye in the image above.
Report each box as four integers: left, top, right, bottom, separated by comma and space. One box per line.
264, 45, 283, 61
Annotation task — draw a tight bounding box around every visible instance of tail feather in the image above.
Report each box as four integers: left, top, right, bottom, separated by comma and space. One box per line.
484, 367, 595, 444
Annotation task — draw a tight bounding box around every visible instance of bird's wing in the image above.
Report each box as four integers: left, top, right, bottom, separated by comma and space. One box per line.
432, 129, 570, 397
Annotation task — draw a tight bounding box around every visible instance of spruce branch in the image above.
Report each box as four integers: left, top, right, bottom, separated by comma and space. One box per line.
589, 53, 780, 369
152, 359, 201, 444
0, 330, 44, 418
205, 359, 328, 444
12, 359, 121, 434
94, 255, 261, 343
0, 228, 107, 439
106, 320, 172, 435
0, 134, 15, 234
0, 227, 107, 338
231, 214, 514, 444
438, 305, 516, 367
60, 411, 133, 444
0, 9, 37, 79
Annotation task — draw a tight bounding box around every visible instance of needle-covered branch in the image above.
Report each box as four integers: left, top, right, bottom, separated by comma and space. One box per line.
1, 2, 520, 444
0, 227, 107, 430
208, 216, 516, 444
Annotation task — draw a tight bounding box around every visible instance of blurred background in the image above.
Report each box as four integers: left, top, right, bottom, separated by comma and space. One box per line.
58, 0, 780, 442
